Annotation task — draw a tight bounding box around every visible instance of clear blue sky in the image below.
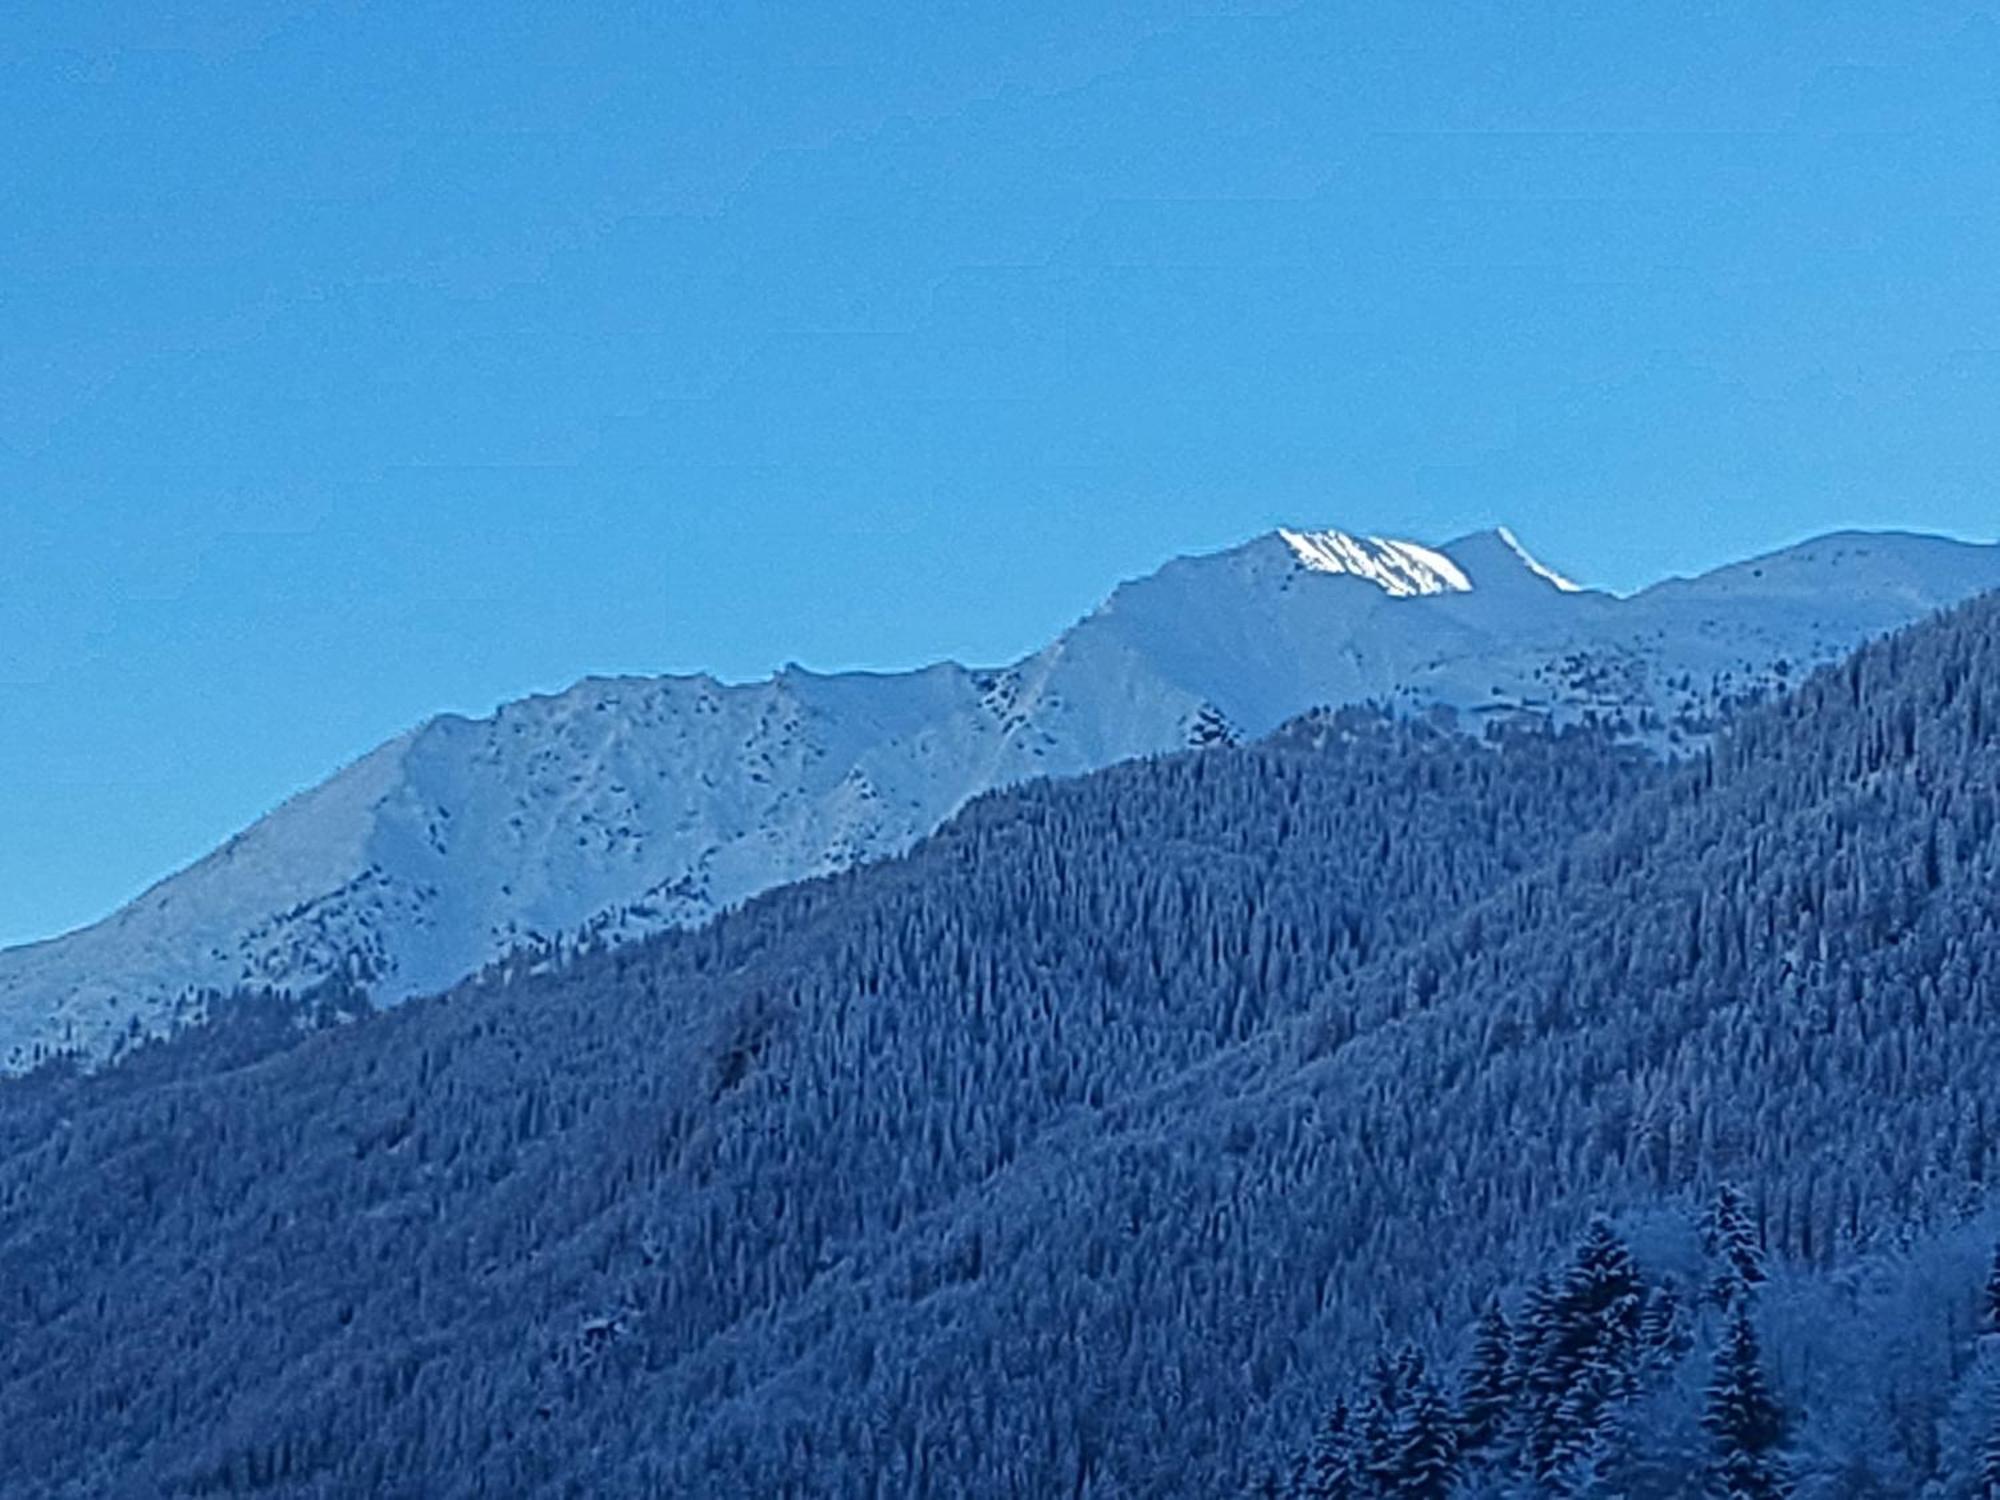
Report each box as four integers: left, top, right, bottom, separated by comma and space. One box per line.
3, 2, 1998, 946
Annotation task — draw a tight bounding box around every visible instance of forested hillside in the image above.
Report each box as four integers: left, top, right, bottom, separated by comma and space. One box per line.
3, 592, 1999, 1497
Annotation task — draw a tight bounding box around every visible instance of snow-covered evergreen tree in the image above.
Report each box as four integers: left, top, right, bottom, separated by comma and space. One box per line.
1286, 1447, 1314, 1500
1702, 1187, 1767, 1309
1521, 1220, 1645, 1481
1306, 1397, 1360, 1500
1507, 1272, 1558, 1460
1703, 1307, 1790, 1500
1358, 1354, 1407, 1494
1457, 1298, 1515, 1459
1639, 1277, 1691, 1367
1389, 1376, 1459, 1499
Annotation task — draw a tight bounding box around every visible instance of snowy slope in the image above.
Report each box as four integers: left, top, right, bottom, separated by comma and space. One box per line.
2, 524, 1996, 1067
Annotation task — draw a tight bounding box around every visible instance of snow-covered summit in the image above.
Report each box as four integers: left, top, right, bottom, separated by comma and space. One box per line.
1276, 528, 1473, 594
1267, 524, 1583, 598
3, 523, 1997, 1067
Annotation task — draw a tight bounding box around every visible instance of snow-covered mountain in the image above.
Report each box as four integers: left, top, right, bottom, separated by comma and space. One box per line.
3, 524, 1996, 1067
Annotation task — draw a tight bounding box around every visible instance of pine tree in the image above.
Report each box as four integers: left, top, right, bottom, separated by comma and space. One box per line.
1359, 1353, 1406, 1493
1307, 1397, 1360, 1500
1703, 1307, 1791, 1500
1391, 1376, 1460, 1500
1509, 1272, 1558, 1474
1703, 1185, 1767, 1308
1510, 1273, 1556, 1382
1285, 1446, 1313, 1500
1457, 1297, 1515, 1457
1639, 1276, 1690, 1364
1547, 1359, 1630, 1488
1556, 1410, 1631, 1500
1522, 1219, 1644, 1479
1393, 1343, 1428, 1395
1986, 1241, 2000, 1337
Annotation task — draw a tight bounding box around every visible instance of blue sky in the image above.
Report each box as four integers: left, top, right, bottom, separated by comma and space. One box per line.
3, 1, 1999, 945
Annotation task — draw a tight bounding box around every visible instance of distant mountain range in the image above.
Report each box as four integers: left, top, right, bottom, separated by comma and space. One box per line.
4, 523, 1998, 1068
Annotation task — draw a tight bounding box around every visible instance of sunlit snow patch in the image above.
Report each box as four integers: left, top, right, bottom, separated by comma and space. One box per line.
1277, 528, 1473, 596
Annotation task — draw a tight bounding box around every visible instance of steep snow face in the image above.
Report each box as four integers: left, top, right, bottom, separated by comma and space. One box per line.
1276, 528, 1472, 594
3, 525, 1997, 1066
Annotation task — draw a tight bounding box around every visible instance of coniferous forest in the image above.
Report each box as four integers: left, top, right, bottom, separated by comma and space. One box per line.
4, 593, 2000, 1496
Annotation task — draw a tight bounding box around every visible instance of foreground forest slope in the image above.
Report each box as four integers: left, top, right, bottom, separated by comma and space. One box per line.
0, 708, 1658, 1497
2, 592, 1998, 1496
607, 594, 2000, 1498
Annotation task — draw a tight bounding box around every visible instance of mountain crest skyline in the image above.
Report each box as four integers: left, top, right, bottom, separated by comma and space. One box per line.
4, 520, 1999, 1070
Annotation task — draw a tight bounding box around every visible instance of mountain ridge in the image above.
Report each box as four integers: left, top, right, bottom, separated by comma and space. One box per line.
4, 522, 1997, 1068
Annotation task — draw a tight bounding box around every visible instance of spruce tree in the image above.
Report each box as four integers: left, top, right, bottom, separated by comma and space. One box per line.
1457, 1297, 1515, 1457
1703, 1186, 1767, 1308
1391, 1376, 1460, 1500
1393, 1343, 1428, 1395
1703, 1307, 1791, 1500
1359, 1353, 1406, 1493
1511, 1273, 1559, 1476
1285, 1446, 1313, 1500
1639, 1276, 1690, 1364
1509, 1273, 1556, 1387
1557, 1407, 1633, 1500
1523, 1219, 1643, 1478
1307, 1396, 1359, 1500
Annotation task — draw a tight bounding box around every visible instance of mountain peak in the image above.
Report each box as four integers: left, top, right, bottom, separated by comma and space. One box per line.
1439, 526, 1587, 593
1274, 527, 1472, 596
1270, 523, 1584, 597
